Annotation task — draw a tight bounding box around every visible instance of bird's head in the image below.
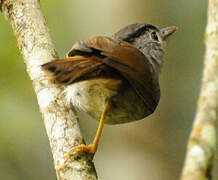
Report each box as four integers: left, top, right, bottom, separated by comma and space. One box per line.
112, 23, 177, 75
113, 23, 177, 49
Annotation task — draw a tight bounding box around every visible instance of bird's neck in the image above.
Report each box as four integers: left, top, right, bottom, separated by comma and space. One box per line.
139, 42, 165, 79
147, 53, 164, 78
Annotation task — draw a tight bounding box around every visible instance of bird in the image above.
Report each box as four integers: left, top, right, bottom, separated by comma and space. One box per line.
41, 23, 177, 156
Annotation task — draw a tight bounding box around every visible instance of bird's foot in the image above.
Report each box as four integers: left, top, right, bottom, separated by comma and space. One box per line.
65, 144, 96, 161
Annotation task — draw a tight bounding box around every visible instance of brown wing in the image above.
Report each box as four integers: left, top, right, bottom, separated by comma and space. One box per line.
42, 36, 159, 111
41, 56, 104, 85
67, 37, 152, 81
67, 37, 160, 111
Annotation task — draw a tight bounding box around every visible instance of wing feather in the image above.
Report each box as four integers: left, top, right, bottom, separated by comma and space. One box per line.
42, 56, 104, 85
68, 37, 159, 111
42, 36, 160, 110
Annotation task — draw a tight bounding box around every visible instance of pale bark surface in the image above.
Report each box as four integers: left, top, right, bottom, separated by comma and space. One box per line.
181, 0, 218, 179
0, 0, 97, 179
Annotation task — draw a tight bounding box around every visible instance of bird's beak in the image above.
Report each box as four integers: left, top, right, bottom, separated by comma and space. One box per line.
161, 26, 178, 40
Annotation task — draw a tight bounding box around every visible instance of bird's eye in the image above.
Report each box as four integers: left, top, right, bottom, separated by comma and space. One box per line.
151, 31, 159, 41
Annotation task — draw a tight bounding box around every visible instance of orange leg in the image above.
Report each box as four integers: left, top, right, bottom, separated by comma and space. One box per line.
66, 101, 111, 158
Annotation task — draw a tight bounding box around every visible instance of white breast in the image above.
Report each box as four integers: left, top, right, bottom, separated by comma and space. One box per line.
64, 78, 122, 119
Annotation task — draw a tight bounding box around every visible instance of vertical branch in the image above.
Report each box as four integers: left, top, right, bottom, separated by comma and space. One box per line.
181, 0, 218, 179
0, 0, 97, 179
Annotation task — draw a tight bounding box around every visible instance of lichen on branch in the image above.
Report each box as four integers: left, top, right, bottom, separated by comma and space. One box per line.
181, 0, 218, 179
0, 0, 97, 179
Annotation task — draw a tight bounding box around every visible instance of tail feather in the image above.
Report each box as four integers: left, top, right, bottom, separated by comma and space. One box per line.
41, 56, 104, 85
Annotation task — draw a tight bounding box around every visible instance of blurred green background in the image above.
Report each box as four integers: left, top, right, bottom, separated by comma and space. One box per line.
0, 0, 216, 179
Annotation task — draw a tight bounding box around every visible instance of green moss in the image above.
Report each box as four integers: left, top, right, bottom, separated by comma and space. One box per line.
188, 138, 200, 149
204, 32, 209, 44
198, 96, 204, 107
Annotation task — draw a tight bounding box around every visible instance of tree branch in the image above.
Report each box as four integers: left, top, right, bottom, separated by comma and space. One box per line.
0, 0, 97, 179
181, 0, 217, 179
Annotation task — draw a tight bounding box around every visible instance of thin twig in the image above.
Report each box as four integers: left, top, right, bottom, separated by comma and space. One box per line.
0, 0, 97, 179
181, 0, 217, 179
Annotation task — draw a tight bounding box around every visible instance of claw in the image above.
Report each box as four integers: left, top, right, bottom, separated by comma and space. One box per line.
65, 144, 96, 161
39, 77, 55, 83
58, 163, 67, 171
